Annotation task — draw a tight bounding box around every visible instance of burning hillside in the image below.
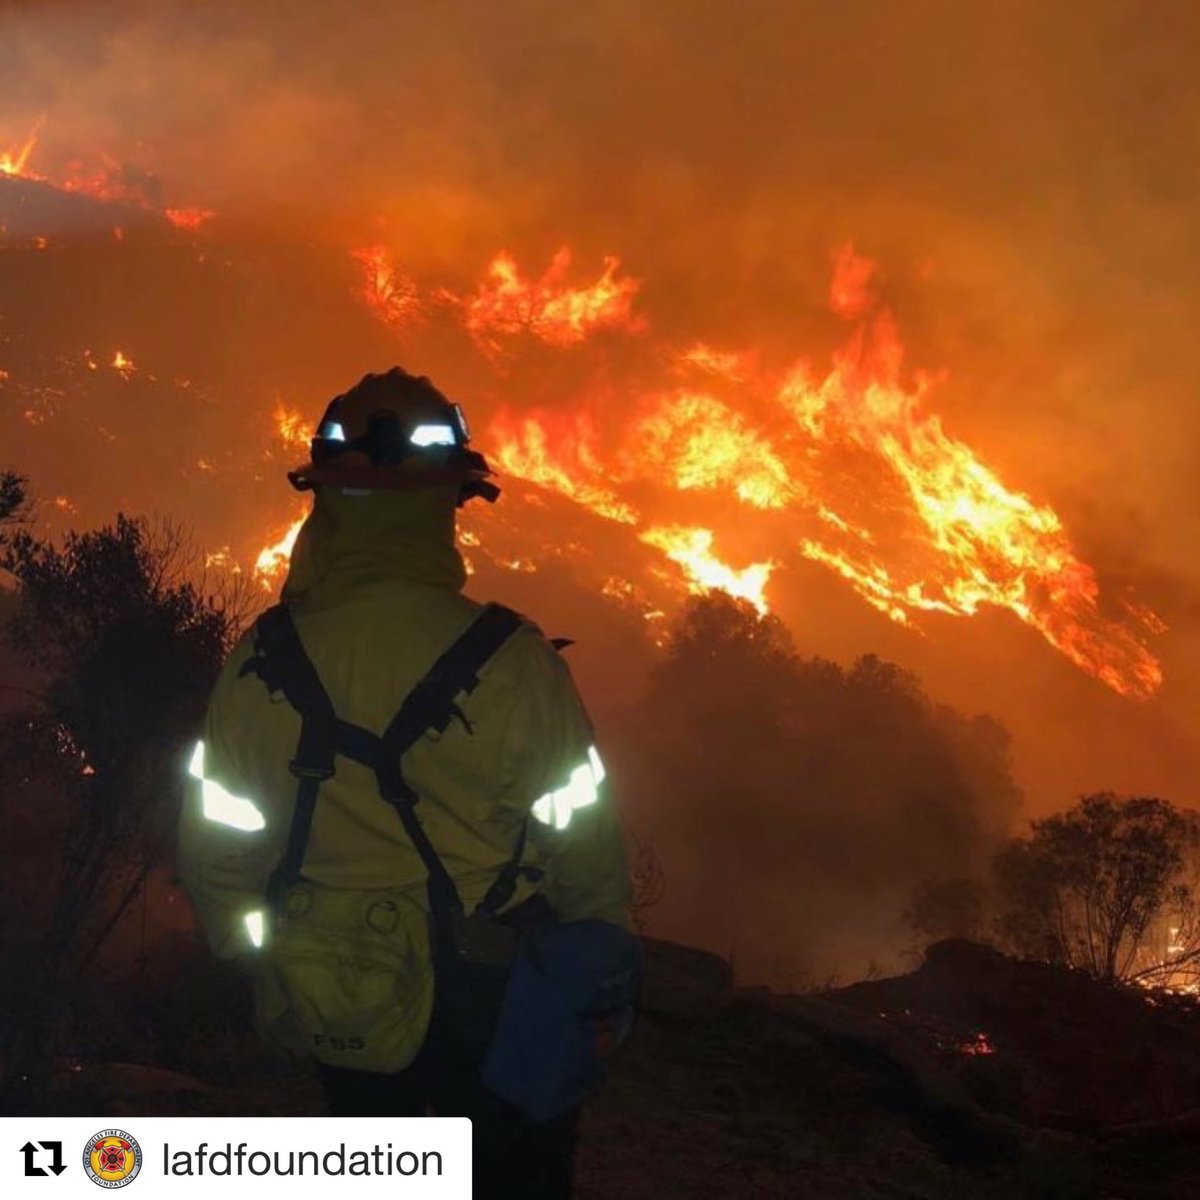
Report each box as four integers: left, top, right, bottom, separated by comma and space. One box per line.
3, 1, 1200, 830
0, 124, 1165, 702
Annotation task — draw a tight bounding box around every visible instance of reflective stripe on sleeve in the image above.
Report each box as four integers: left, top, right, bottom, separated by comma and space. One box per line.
187, 741, 267, 833
531, 745, 605, 832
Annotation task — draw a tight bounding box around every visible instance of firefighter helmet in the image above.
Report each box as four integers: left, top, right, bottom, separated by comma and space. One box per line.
287, 368, 499, 504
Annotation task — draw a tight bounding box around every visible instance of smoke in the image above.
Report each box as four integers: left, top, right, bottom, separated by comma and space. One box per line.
3, 0, 1199, 961
609, 592, 1022, 985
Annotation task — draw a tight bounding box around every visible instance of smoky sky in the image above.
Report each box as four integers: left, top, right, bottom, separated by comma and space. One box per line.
2, 0, 1199, 817
6, 1, 1198, 550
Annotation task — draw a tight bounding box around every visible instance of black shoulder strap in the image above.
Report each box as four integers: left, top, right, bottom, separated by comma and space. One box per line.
373, 605, 524, 951
240, 604, 339, 910
240, 602, 526, 939
375, 604, 525, 803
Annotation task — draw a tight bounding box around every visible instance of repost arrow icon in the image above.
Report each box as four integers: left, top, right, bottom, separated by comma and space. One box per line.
20, 1141, 46, 1177
40, 1141, 66, 1176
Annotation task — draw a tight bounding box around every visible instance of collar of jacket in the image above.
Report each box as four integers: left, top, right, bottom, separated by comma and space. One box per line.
280, 485, 468, 607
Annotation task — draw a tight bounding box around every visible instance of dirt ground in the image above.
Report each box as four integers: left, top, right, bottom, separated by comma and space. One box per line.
21, 939, 1200, 1199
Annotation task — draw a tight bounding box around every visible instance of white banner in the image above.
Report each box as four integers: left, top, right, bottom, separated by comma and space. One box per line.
2, 1118, 471, 1199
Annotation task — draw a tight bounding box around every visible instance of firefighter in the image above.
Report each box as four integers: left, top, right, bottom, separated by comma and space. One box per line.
178, 368, 634, 1198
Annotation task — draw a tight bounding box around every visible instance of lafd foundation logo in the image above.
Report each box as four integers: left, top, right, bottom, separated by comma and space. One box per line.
83, 1129, 142, 1188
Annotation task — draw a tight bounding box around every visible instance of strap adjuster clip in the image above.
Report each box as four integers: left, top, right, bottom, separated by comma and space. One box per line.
288, 759, 334, 781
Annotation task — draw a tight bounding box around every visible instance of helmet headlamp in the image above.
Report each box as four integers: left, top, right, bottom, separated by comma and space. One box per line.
290, 367, 498, 503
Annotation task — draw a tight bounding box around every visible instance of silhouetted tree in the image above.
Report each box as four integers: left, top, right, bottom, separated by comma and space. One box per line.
0, 470, 28, 532
626, 592, 1019, 985
993, 793, 1200, 985
0, 512, 246, 1104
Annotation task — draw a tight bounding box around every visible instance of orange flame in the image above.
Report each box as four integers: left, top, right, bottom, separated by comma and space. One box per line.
2, 121, 214, 228
641, 527, 774, 615
352, 245, 420, 329
0, 124, 40, 178
111, 350, 136, 378
59, 155, 150, 207
636, 392, 796, 510
490, 411, 640, 525
255, 516, 305, 591
204, 547, 240, 573
460, 249, 641, 351
778, 293, 1163, 698
273, 404, 311, 454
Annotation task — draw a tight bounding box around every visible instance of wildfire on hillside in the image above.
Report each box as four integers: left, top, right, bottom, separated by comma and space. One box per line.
0, 124, 1166, 700
363, 240, 1158, 700
0, 121, 215, 226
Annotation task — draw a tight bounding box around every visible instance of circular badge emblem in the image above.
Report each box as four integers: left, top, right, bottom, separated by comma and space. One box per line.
83, 1129, 142, 1188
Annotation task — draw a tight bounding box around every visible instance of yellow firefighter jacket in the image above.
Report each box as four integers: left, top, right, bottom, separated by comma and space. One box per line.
178, 485, 632, 1068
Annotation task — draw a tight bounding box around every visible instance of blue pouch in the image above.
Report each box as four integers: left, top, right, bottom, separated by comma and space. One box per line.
481, 919, 642, 1121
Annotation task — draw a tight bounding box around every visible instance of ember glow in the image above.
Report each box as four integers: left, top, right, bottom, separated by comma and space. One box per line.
958, 1031, 997, 1057
164, 207, 215, 231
